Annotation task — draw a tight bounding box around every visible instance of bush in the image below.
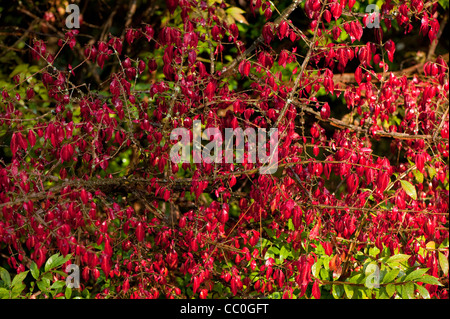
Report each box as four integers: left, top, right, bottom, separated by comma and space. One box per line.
0, 0, 448, 299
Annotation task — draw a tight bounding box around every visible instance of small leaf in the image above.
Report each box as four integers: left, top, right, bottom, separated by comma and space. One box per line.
438, 252, 448, 276
377, 287, 390, 299
11, 271, 28, 288
348, 273, 365, 284
412, 169, 424, 183
45, 253, 60, 272
386, 283, 395, 297
332, 284, 344, 299
386, 254, 410, 264
438, 0, 449, 9
0, 288, 9, 299
51, 254, 71, 270
36, 280, 49, 292
287, 219, 295, 231
428, 166, 436, 179
11, 283, 26, 298
426, 241, 436, 249
226, 7, 249, 24
312, 260, 322, 278
404, 268, 429, 282
382, 268, 400, 284
403, 281, 415, 299
415, 283, 430, 299
30, 262, 40, 280
419, 274, 443, 286
0, 267, 11, 287
320, 268, 330, 281
65, 286, 72, 299
42, 272, 53, 282
50, 281, 66, 290
343, 284, 354, 299
279, 246, 290, 260
400, 180, 417, 200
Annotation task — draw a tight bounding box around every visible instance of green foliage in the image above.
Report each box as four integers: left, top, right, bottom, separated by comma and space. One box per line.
0, 268, 28, 299
0, 253, 85, 299
310, 246, 443, 299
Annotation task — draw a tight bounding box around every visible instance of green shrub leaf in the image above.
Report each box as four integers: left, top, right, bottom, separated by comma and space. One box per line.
400, 180, 417, 200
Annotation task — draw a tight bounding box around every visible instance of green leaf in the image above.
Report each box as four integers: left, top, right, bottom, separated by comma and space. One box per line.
382, 268, 400, 284
412, 169, 424, 183
419, 274, 443, 286
312, 260, 322, 278
270, 292, 281, 299
45, 253, 60, 272
404, 268, 429, 282
403, 281, 415, 299
36, 280, 49, 292
415, 283, 430, 299
438, 0, 449, 10
348, 273, 365, 284
377, 287, 390, 299
0, 267, 11, 287
343, 284, 354, 299
11, 283, 26, 298
319, 268, 330, 281
279, 246, 290, 260
395, 283, 403, 298
438, 251, 448, 276
50, 281, 66, 290
385, 254, 410, 264
0, 287, 10, 299
386, 283, 395, 297
428, 166, 437, 179
65, 287, 72, 299
44, 254, 58, 272
225, 7, 249, 24
42, 272, 53, 282
55, 254, 68, 269
11, 271, 28, 288
9, 63, 30, 78
30, 262, 40, 280
287, 219, 295, 231
400, 180, 417, 200
426, 241, 436, 249
266, 246, 279, 258
332, 284, 344, 299
368, 246, 380, 258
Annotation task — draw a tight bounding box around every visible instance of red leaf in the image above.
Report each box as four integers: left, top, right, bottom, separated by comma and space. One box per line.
136, 222, 145, 242
28, 130, 36, 147
229, 175, 237, 188
60, 144, 74, 162
355, 66, 362, 84
205, 81, 216, 99
309, 219, 321, 240
10, 132, 19, 155
312, 280, 321, 299
384, 40, 395, 62
278, 20, 288, 40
